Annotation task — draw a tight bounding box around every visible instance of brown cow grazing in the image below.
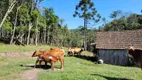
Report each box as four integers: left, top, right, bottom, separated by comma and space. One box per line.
68, 47, 84, 56
32, 50, 46, 68
129, 46, 142, 70
32, 48, 64, 70
39, 54, 59, 70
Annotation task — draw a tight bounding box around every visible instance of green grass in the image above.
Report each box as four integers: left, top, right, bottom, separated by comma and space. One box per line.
0, 43, 89, 56
0, 44, 68, 53
0, 56, 35, 80
39, 57, 142, 80
0, 44, 141, 80
0, 56, 141, 80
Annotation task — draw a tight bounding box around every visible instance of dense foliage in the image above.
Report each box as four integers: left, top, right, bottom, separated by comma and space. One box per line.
0, 0, 97, 48
99, 10, 142, 31
0, 0, 142, 48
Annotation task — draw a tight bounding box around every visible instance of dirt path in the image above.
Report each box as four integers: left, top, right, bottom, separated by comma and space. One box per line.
19, 63, 51, 80
20, 68, 42, 80
0, 51, 43, 80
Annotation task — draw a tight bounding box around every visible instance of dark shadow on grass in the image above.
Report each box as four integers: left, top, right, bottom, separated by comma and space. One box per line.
20, 64, 51, 69
73, 55, 98, 62
91, 74, 134, 80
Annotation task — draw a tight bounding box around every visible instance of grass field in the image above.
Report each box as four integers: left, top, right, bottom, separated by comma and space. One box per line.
0, 43, 68, 53
0, 56, 141, 80
39, 57, 142, 80
0, 44, 141, 80
0, 56, 35, 80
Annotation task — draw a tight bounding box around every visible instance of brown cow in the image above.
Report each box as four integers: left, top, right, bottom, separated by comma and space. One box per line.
39, 54, 60, 70
32, 48, 64, 70
32, 48, 65, 67
32, 50, 46, 67
50, 47, 65, 55
129, 47, 142, 70
68, 47, 84, 56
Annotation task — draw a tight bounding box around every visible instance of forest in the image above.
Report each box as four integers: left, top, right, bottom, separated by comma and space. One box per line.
0, 0, 142, 49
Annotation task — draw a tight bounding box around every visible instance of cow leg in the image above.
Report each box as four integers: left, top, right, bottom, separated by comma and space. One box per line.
78, 53, 81, 57
72, 52, 74, 56
34, 59, 39, 68
67, 52, 70, 56
39, 60, 42, 68
51, 62, 55, 71
44, 61, 47, 67
59, 58, 64, 70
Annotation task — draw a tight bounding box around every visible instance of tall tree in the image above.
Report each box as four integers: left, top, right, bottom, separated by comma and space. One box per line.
10, 0, 24, 44
102, 17, 107, 27
110, 10, 122, 19
73, 0, 101, 50
0, 0, 75, 47
110, 10, 123, 31
59, 18, 64, 26
0, 0, 9, 22
0, 0, 18, 29
43, 7, 59, 44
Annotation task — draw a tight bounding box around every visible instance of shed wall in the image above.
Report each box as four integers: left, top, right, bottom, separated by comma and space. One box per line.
98, 49, 128, 66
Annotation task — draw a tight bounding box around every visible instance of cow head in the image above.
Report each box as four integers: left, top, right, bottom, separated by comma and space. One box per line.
32, 50, 42, 57
81, 48, 85, 51
129, 46, 135, 51
129, 46, 135, 56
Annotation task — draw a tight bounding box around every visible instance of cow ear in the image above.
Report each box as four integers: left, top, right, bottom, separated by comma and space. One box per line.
35, 50, 37, 52
32, 51, 36, 57
34, 50, 38, 55
35, 50, 38, 54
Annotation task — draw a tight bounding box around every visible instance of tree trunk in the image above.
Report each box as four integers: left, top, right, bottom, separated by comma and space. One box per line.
0, 0, 17, 29
47, 25, 50, 44
27, 23, 32, 45
83, 18, 87, 50
26, 0, 34, 45
10, 5, 21, 44
43, 28, 46, 44
0, 28, 2, 38
35, 16, 39, 46
1, 27, 4, 38
19, 33, 24, 44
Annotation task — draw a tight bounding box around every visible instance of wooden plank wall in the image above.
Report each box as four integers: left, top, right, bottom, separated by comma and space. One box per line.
98, 49, 128, 66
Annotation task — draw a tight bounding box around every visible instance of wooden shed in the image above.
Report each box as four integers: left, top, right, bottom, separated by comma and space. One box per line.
92, 29, 142, 66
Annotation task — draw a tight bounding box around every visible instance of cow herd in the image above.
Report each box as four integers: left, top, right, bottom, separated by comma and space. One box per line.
31, 46, 142, 71
31, 47, 84, 71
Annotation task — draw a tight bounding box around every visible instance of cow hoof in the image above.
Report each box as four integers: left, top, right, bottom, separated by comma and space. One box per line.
51, 68, 55, 71
60, 68, 64, 70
